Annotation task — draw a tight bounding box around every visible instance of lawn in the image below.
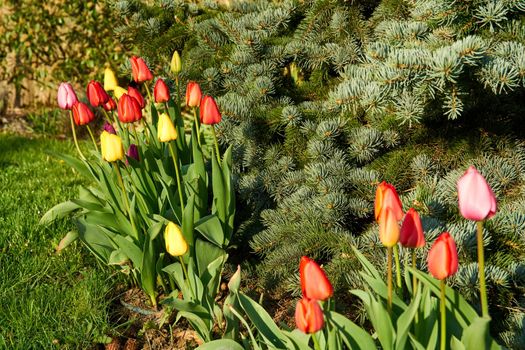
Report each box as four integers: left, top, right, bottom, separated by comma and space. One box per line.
0, 134, 113, 349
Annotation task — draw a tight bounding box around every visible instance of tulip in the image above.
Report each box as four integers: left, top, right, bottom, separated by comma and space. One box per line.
299, 256, 333, 301
117, 93, 142, 123
103, 97, 117, 111
375, 181, 403, 222
72, 102, 95, 126
114, 86, 127, 100
457, 166, 497, 221
103, 122, 116, 134
186, 82, 202, 108
399, 208, 425, 248
86, 80, 110, 107
171, 51, 182, 75
130, 56, 153, 83
154, 79, 170, 103
100, 131, 124, 162
295, 298, 324, 334
428, 232, 458, 280
104, 68, 119, 91
127, 86, 145, 109
127, 144, 139, 162
57, 82, 78, 110
379, 207, 400, 248
200, 95, 222, 125
157, 113, 178, 142
164, 222, 188, 257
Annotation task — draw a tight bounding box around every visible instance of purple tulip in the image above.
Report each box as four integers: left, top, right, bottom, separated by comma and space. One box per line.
103, 122, 117, 134
126, 144, 139, 163
57, 82, 78, 110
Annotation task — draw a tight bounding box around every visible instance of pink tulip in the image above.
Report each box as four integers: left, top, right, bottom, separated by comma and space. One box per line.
57, 83, 78, 110
457, 166, 497, 221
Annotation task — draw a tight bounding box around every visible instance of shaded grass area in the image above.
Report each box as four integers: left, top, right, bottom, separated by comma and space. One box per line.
0, 134, 113, 349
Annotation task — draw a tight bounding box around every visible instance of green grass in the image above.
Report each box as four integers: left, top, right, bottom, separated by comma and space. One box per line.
0, 134, 114, 349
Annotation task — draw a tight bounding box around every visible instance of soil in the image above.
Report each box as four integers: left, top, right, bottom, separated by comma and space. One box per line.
0, 108, 33, 136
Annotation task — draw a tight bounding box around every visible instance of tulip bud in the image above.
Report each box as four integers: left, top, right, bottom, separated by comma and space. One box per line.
117, 93, 142, 123
126, 144, 139, 162
375, 181, 403, 222
130, 56, 153, 83
57, 82, 78, 110
114, 86, 127, 100
185, 82, 202, 108
200, 95, 222, 125
104, 68, 119, 91
457, 166, 497, 221
103, 97, 117, 111
164, 222, 188, 257
157, 113, 178, 142
399, 208, 425, 248
427, 232, 458, 280
71, 102, 95, 126
87, 80, 110, 107
299, 256, 333, 301
379, 207, 400, 247
127, 86, 145, 109
295, 298, 324, 334
170, 51, 182, 75
100, 131, 124, 162
154, 79, 170, 103
103, 122, 116, 134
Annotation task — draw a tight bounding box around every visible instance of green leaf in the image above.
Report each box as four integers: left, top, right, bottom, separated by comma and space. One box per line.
46, 151, 92, 178
195, 214, 224, 247
461, 317, 502, 350
40, 201, 81, 226
211, 148, 226, 227
352, 246, 383, 280
108, 249, 129, 265
182, 195, 195, 252
141, 237, 157, 304
395, 285, 422, 349
113, 235, 143, 269
282, 330, 311, 350
195, 239, 225, 280
76, 219, 116, 264
228, 265, 241, 293
196, 339, 244, 350
450, 336, 466, 350
329, 311, 376, 350
56, 231, 79, 252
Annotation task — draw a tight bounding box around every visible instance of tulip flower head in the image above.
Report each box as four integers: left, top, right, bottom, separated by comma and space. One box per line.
127, 86, 145, 109
57, 82, 78, 110
117, 93, 142, 123
103, 122, 116, 134
164, 222, 188, 257
299, 256, 333, 301
399, 208, 425, 248
428, 232, 458, 280
157, 113, 178, 142
171, 51, 182, 75
114, 86, 127, 100
200, 95, 222, 125
379, 207, 400, 247
103, 97, 117, 111
185, 82, 202, 108
130, 56, 153, 83
72, 102, 95, 126
154, 79, 170, 103
375, 181, 404, 222
457, 166, 497, 221
86, 80, 110, 107
104, 68, 118, 91
295, 298, 324, 334
126, 144, 139, 162
100, 131, 124, 162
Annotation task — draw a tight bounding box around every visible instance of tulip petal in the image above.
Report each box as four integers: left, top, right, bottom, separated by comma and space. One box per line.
457, 166, 497, 221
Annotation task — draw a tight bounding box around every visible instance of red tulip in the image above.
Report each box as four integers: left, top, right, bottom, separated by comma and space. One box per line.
375, 181, 403, 222
86, 80, 110, 107
154, 79, 170, 103
72, 102, 95, 126
127, 86, 145, 109
117, 93, 142, 123
200, 95, 222, 125
428, 232, 458, 280
130, 56, 153, 83
457, 166, 497, 221
379, 207, 400, 247
295, 298, 324, 334
399, 208, 425, 248
300, 256, 333, 301
186, 82, 202, 108
57, 82, 78, 110
102, 97, 117, 111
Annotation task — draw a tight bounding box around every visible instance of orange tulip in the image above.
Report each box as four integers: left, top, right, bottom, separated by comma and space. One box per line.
375, 181, 403, 222
130, 56, 153, 83
428, 232, 458, 280
399, 208, 425, 248
295, 298, 324, 334
154, 78, 170, 103
185, 82, 202, 108
379, 207, 400, 247
300, 256, 333, 301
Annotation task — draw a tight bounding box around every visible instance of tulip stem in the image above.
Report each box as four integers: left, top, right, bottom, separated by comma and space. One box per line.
144, 84, 153, 103
114, 163, 138, 239
168, 142, 185, 210
387, 247, 393, 315
440, 279, 446, 350
179, 256, 195, 299
477, 221, 489, 317
311, 332, 322, 350
393, 244, 402, 289
412, 250, 417, 295
69, 111, 86, 160
193, 107, 202, 148
86, 125, 99, 152
102, 109, 113, 124
211, 126, 221, 165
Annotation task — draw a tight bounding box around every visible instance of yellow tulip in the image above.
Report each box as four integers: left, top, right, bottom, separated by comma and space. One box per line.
104, 68, 118, 91
114, 86, 127, 100
164, 222, 188, 257
157, 113, 178, 142
170, 51, 182, 75
100, 131, 124, 162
